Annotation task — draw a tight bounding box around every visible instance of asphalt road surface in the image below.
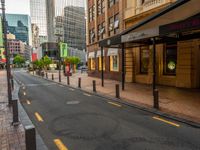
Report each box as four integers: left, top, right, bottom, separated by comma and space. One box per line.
14, 70, 200, 150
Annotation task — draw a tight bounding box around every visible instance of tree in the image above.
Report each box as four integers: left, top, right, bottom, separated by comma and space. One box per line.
64, 56, 81, 73
42, 55, 52, 71
13, 55, 25, 67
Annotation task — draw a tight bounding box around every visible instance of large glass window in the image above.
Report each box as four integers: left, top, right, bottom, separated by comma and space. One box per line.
140, 48, 149, 74
90, 58, 96, 70
108, 0, 118, 8
110, 55, 119, 72
163, 43, 177, 75
97, 0, 105, 15
99, 57, 105, 71
114, 13, 119, 34
98, 22, 105, 40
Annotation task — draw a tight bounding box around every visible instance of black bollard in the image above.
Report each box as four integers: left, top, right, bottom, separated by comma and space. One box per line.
46, 72, 48, 79
153, 89, 159, 109
25, 125, 36, 150
116, 84, 120, 98
93, 80, 96, 92
12, 99, 19, 125
67, 76, 70, 85
11, 78, 14, 90
78, 77, 81, 88
52, 74, 54, 80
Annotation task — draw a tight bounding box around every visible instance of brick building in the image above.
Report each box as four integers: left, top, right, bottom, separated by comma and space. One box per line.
87, 0, 200, 89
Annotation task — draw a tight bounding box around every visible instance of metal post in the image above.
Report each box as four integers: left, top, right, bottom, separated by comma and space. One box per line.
1, 0, 12, 105
58, 37, 61, 83
52, 73, 54, 80
78, 77, 81, 88
121, 43, 125, 91
46, 72, 48, 79
11, 77, 14, 90
93, 80, 96, 92
152, 37, 159, 109
25, 125, 36, 150
116, 84, 120, 98
12, 99, 19, 125
67, 76, 70, 85
101, 47, 104, 87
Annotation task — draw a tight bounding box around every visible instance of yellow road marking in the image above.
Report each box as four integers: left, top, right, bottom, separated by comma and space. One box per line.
83, 93, 91, 97
23, 92, 26, 96
35, 112, 44, 122
108, 102, 122, 107
69, 88, 74, 91
54, 139, 68, 150
153, 116, 180, 127
26, 100, 31, 105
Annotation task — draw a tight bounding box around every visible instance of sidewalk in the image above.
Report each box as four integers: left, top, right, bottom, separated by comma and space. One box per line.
46, 70, 200, 123
0, 70, 25, 150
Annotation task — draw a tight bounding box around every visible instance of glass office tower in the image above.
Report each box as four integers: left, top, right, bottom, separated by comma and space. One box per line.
30, 0, 47, 41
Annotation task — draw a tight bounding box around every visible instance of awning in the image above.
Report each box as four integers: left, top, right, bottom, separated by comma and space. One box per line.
121, 0, 200, 43
96, 50, 105, 57
107, 48, 118, 56
88, 52, 95, 58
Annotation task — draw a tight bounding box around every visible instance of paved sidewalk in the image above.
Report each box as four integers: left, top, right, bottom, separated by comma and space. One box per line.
0, 70, 25, 150
44, 70, 200, 123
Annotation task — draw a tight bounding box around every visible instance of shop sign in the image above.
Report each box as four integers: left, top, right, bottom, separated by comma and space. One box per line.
122, 28, 159, 43
160, 13, 200, 35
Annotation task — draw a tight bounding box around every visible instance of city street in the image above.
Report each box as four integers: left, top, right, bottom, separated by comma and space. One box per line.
14, 70, 200, 150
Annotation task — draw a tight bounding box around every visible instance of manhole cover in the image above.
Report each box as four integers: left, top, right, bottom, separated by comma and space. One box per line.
50, 113, 119, 140
66, 101, 80, 105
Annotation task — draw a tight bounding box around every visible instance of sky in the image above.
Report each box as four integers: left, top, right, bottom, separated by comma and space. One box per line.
5, 0, 30, 15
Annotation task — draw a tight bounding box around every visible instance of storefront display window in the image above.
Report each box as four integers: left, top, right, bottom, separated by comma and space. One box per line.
140, 48, 149, 74
110, 55, 119, 72
163, 43, 177, 75
98, 57, 105, 71
90, 58, 96, 70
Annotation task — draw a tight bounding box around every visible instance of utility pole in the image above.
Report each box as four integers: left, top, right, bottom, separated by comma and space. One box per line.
1, 0, 12, 105
58, 36, 61, 82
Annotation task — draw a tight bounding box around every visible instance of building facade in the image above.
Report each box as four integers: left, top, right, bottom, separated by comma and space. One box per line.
87, 0, 200, 89
41, 42, 58, 60
87, 0, 124, 80
30, 0, 48, 41
7, 39, 25, 59
64, 6, 86, 51
5, 14, 32, 45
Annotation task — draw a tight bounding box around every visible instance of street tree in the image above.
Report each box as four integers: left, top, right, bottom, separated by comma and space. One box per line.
13, 55, 25, 67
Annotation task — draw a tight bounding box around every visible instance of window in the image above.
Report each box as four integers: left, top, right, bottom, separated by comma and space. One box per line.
163, 43, 177, 75
114, 13, 119, 34
89, 8, 92, 22
109, 16, 114, 36
89, 28, 95, 43
90, 58, 96, 70
99, 57, 105, 71
108, 0, 118, 8
140, 48, 149, 74
98, 22, 105, 40
92, 5, 95, 20
97, 0, 105, 15
110, 55, 119, 71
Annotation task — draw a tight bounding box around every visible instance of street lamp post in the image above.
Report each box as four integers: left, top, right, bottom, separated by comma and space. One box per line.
1, 0, 12, 105
57, 36, 61, 83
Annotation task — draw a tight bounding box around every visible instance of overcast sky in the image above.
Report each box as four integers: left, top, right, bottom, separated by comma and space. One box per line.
5, 0, 30, 15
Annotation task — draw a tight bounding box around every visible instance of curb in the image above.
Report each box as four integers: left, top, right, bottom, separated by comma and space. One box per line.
30, 72, 200, 128
13, 75, 49, 150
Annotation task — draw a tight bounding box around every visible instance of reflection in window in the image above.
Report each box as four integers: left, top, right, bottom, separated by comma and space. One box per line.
163, 43, 177, 75
110, 55, 119, 72
90, 58, 96, 70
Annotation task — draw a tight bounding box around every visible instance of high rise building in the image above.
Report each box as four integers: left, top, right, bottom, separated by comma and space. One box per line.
46, 0, 56, 42
30, 0, 47, 39
64, 6, 86, 51
5, 14, 32, 45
